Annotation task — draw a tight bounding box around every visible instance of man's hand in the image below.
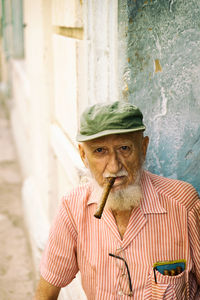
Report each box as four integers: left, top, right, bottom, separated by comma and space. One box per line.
33, 276, 61, 300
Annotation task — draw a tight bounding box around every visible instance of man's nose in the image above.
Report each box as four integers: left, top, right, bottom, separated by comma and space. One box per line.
107, 151, 122, 174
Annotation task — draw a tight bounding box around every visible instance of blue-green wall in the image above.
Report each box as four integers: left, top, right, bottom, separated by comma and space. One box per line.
119, 0, 200, 194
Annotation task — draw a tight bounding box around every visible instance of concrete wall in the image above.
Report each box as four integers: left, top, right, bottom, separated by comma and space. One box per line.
11, 0, 57, 277
5, 0, 118, 299
10, 1, 87, 298
119, 0, 200, 194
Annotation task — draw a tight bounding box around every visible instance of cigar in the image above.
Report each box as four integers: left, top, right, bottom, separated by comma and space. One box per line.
170, 269, 176, 276
163, 269, 170, 276
176, 266, 182, 274
94, 177, 116, 219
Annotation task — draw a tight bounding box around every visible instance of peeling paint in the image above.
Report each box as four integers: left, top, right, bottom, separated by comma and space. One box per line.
169, 0, 175, 12
154, 59, 162, 73
152, 87, 167, 120
119, 0, 200, 194
185, 150, 193, 160
155, 37, 162, 57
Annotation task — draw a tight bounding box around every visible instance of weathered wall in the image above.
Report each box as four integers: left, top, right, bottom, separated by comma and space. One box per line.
119, 0, 200, 194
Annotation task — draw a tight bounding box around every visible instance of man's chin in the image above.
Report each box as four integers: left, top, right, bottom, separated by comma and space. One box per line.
105, 183, 142, 212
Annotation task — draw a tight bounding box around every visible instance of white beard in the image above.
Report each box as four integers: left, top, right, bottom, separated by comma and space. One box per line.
105, 182, 142, 211
88, 170, 143, 212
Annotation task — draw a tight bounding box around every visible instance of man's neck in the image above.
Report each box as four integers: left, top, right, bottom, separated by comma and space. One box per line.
112, 209, 133, 239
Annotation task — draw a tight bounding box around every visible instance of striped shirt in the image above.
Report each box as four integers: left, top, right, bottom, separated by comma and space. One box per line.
41, 171, 200, 299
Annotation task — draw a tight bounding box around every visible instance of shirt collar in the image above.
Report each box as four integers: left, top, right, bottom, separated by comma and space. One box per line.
87, 185, 100, 205
87, 170, 167, 215
140, 170, 167, 214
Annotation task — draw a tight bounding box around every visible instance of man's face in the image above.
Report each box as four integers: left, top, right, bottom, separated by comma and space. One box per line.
79, 132, 149, 192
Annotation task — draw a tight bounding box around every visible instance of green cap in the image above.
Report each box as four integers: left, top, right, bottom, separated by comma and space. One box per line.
76, 101, 146, 142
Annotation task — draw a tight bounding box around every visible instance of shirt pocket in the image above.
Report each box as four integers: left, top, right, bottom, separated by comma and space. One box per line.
144, 269, 188, 300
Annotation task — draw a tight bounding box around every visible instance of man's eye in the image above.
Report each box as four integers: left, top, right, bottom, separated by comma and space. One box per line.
121, 146, 129, 151
95, 148, 104, 153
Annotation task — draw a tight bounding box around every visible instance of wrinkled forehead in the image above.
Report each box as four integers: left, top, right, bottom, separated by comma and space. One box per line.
82, 131, 143, 147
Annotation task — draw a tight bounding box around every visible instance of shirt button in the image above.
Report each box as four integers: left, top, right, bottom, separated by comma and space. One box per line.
118, 290, 123, 296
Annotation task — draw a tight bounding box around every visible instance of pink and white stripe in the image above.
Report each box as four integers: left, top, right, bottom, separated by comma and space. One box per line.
41, 171, 200, 299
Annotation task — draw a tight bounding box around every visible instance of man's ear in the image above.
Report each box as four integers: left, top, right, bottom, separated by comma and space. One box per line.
142, 136, 149, 158
78, 143, 89, 168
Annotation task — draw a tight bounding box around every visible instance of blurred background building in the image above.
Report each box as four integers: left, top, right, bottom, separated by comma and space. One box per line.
0, 0, 199, 299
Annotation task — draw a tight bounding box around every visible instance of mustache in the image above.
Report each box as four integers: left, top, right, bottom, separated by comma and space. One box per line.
103, 169, 128, 178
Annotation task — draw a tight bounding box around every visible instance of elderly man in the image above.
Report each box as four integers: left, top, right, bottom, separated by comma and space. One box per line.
34, 101, 200, 299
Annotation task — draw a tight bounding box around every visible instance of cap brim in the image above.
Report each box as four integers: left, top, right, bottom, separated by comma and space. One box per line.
76, 126, 146, 142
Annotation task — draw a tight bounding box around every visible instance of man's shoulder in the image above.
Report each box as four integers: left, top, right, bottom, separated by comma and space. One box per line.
63, 182, 92, 206
59, 182, 92, 227
145, 170, 199, 210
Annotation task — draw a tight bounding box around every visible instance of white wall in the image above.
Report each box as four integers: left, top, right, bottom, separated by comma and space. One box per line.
9, 0, 119, 298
